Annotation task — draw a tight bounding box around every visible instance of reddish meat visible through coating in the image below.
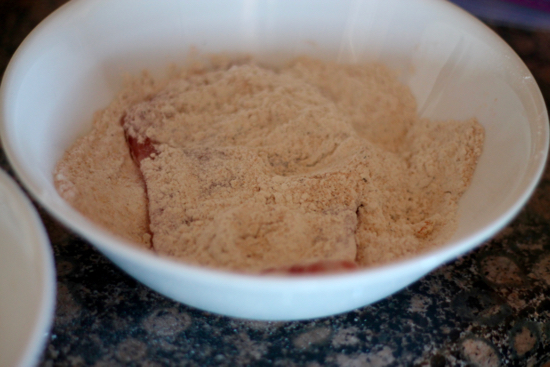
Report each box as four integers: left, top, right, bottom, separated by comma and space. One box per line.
55, 56, 484, 274
120, 115, 159, 163
262, 260, 358, 275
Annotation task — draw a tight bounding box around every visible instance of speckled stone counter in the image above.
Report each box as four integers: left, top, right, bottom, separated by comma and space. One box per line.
3, 2, 550, 366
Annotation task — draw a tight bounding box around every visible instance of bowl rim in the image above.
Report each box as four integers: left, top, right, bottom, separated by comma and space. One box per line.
0, 0, 548, 287
0, 169, 56, 367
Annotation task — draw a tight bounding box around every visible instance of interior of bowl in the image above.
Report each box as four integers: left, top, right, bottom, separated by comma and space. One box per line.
1, 0, 548, 278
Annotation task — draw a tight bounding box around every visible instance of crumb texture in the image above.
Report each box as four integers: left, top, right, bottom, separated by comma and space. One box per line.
55, 56, 484, 272
54, 76, 160, 248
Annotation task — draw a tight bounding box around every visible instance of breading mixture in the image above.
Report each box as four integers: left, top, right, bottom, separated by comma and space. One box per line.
54, 56, 484, 273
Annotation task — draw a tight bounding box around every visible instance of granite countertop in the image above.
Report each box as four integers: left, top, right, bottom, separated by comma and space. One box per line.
3, 2, 550, 366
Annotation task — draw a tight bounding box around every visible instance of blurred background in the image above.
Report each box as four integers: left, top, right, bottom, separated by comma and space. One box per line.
450, 0, 550, 29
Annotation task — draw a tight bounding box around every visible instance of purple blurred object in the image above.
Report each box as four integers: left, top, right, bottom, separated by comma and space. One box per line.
503, 0, 550, 12
449, 0, 550, 29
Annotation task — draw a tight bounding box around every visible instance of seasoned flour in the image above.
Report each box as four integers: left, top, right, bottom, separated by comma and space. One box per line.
54, 56, 484, 272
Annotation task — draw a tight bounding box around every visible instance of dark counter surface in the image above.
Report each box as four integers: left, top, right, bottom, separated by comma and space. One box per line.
2, 1, 550, 366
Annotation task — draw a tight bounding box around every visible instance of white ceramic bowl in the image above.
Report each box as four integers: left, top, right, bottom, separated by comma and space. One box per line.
0, 170, 56, 366
1, 0, 548, 320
